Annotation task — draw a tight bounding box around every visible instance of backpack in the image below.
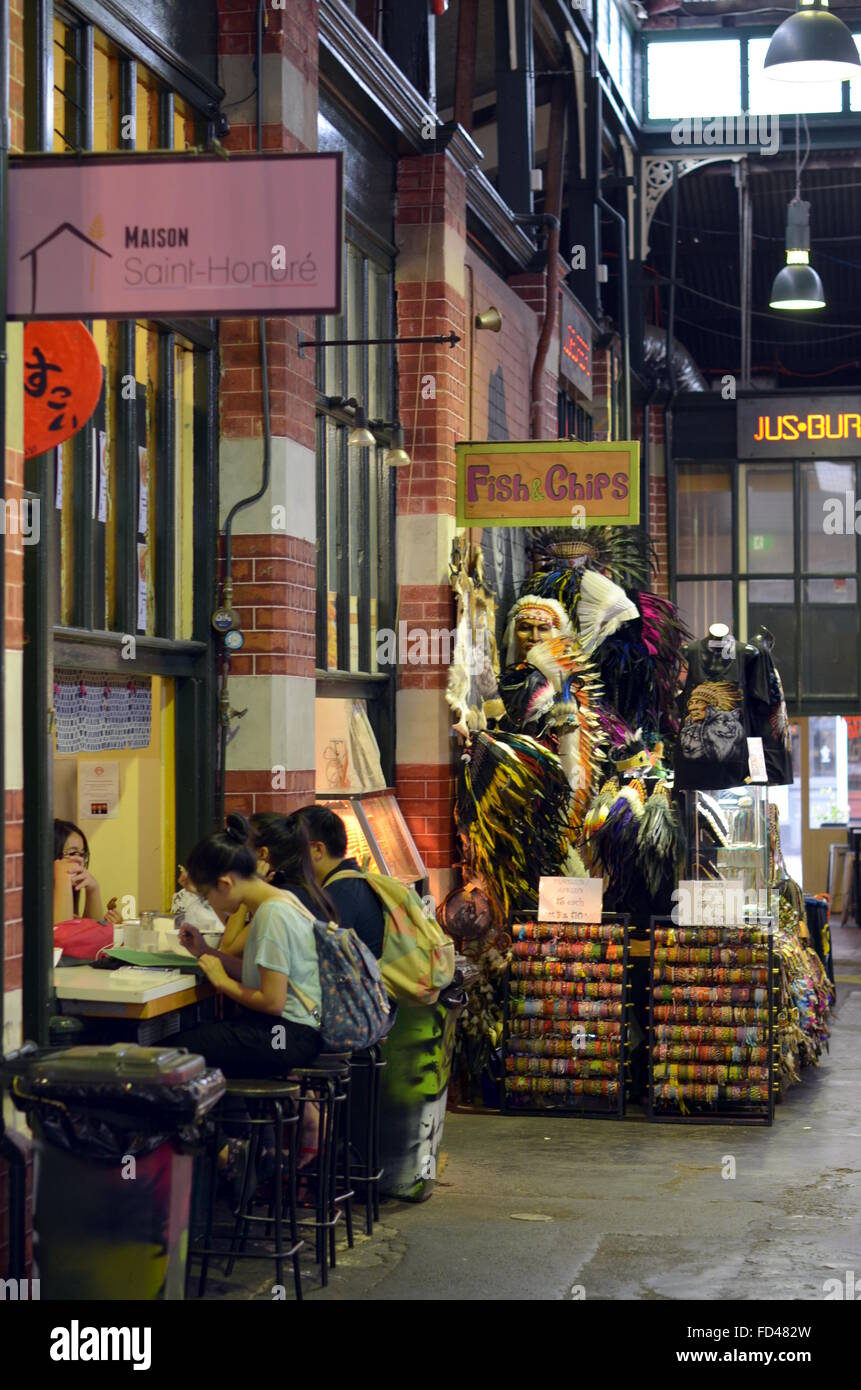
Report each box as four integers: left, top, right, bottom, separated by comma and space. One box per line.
280, 893, 392, 1052
327, 871, 455, 1006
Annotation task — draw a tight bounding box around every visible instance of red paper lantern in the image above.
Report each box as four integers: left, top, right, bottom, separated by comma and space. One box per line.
23, 320, 103, 459
431, 0, 449, 14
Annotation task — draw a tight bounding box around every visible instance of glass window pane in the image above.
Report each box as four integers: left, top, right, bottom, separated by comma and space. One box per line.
746, 579, 796, 698
746, 466, 794, 573
849, 35, 861, 111
802, 460, 856, 573
802, 577, 858, 698
675, 579, 733, 640
846, 715, 861, 822
346, 245, 365, 402
809, 716, 849, 829
368, 262, 390, 421
647, 40, 741, 120
621, 24, 633, 107
369, 450, 380, 674
175, 342, 195, 640
326, 419, 341, 669
749, 36, 844, 116
676, 463, 732, 574
53, 18, 71, 152
349, 444, 362, 671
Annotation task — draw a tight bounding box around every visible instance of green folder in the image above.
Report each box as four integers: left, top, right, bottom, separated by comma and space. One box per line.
105, 947, 204, 974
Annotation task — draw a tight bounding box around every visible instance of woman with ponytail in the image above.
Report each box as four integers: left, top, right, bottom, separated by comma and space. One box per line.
174, 813, 322, 1076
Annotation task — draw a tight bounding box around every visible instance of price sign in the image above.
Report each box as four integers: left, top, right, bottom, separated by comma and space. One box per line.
538, 876, 603, 923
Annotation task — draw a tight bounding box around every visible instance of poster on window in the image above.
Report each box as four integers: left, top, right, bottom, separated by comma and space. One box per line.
97, 430, 108, 523
137, 446, 148, 533
137, 544, 147, 631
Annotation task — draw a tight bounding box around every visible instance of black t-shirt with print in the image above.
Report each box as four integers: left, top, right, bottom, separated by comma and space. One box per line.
674, 638, 753, 791
747, 638, 794, 787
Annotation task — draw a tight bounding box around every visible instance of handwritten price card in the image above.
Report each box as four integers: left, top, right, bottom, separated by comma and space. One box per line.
537, 876, 604, 924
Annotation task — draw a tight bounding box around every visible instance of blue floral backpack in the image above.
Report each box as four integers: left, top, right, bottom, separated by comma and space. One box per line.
282, 893, 392, 1052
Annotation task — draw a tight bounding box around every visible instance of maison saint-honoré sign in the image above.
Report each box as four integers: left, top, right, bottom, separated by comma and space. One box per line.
8, 153, 343, 320
738, 395, 861, 459
456, 440, 640, 528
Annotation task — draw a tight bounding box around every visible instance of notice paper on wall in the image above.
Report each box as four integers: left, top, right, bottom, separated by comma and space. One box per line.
538, 876, 603, 923
137, 446, 148, 533
674, 878, 746, 928
137, 544, 147, 631
747, 737, 767, 784
78, 760, 120, 820
97, 430, 108, 523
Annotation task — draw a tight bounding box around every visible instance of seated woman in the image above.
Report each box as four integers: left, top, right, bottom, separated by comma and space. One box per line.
175, 813, 322, 1077
214, 813, 340, 961
53, 819, 122, 958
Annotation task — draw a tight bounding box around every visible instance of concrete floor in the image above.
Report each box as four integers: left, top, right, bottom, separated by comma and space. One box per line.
200, 924, 861, 1302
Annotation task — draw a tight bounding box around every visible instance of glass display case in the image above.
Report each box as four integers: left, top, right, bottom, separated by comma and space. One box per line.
685, 785, 770, 906
316, 790, 428, 892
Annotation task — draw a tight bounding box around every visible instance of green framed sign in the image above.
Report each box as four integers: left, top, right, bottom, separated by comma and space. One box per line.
456, 439, 640, 528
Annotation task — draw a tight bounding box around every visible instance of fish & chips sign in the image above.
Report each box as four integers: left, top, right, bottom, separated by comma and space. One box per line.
456, 440, 640, 528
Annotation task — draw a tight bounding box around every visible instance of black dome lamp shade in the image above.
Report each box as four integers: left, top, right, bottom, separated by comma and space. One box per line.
764, 0, 861, 83
769, 200, 826, 311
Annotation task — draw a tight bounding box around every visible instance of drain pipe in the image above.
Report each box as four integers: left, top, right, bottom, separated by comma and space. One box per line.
665, 162, 680, 598
529, 77, 566, 440
0, 0, 27, 1282
217, 0, 273, 822
590, 0, 630, 439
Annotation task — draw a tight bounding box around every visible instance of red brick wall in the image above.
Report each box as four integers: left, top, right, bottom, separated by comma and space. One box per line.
226, 534, 316, 679
224, 770, 316, 819
650, 474, 670, 598
395, 765, 457, 874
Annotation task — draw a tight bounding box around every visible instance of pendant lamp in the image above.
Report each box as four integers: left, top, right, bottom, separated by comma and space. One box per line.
769, 116, 826, 311
764, 0, 861, 83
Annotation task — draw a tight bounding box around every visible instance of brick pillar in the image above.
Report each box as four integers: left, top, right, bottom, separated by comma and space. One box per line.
394, 150, 469, 905
648, 404, 669, 597
2, 0, 32, 1277
216, 1, 319, 818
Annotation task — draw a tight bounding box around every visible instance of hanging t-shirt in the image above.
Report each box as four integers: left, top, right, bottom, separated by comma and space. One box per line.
674, 638, 752, 791
748, 638, 794, 787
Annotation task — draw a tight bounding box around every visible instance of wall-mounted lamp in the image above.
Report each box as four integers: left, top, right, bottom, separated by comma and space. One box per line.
475, 306, 503, 332
384, 424, 411, 467
347, 404, 376, 448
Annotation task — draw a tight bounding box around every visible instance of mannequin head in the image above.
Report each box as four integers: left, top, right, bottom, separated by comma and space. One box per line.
503, 595, 573, 666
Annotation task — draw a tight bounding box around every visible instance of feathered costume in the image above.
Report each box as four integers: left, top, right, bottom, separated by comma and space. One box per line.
520, 527, 691, 745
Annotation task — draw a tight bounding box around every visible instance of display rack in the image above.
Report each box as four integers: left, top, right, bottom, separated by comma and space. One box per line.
647, 916, 776, 1126
502, 913, 630, 1118
685, 785, 770, 901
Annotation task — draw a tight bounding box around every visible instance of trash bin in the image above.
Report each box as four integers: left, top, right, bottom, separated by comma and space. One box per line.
6, 1042, 224, 1300
378, 977, 467, 1202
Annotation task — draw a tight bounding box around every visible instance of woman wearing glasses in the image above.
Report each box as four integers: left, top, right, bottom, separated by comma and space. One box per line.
53, 819, 121, 926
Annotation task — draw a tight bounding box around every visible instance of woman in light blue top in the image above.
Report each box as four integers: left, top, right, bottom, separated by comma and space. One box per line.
175, 813, 322, 1077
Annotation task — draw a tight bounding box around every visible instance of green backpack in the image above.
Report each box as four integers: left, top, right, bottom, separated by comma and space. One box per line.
327, 871, 455, 1006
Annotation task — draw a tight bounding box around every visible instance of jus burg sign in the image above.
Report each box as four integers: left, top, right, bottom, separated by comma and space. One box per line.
456, 440, 640, 528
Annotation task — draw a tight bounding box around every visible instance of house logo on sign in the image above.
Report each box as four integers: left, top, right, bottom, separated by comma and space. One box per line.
20, 221, 112, 315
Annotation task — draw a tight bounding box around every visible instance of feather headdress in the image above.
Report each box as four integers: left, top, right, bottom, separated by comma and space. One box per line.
576, 569, 639, 655
637, 783, 685, 897
528, 525, 654, 592
456, 729, 577, 920
525, 635, 608, 823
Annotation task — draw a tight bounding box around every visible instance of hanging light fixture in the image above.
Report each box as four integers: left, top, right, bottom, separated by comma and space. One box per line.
770, 116, 826, 311
764, 0, 861, 83
384, 423, 411, 467
347, 404, 375, 448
